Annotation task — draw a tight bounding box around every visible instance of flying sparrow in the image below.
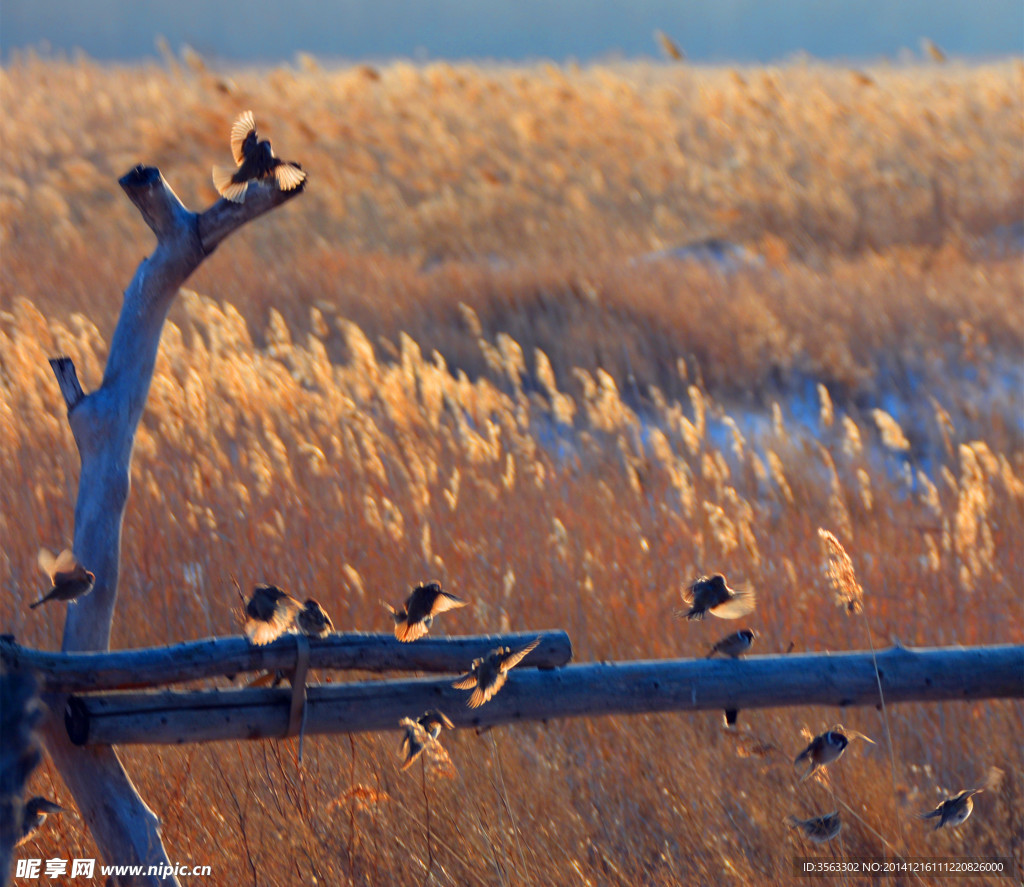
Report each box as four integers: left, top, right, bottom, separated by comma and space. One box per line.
212, 110, 306, 203
16, 797, 64, 846
788, 812, 842, 844
416, 709, 455, 740
398, 710, 456, 771
679, 574, 755, 620
706, 628, 756, 658
244, 583, 302, 645
296, 598, 334, 637
30, 548, 94, 609
383, 581, 467, 642
794, 725, 874, 782
919, 789, 983, 830
452, 638, 540, 708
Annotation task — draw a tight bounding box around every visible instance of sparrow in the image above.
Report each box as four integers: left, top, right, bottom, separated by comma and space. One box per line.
416, 709, 455, 740
794, 725, 874, 782
706, 629, 756, 658
788, 812, 842, 844
16, 797, 64, 846
296, 599, 334, 637
452, 638, 540, 708
244, 583, 302, 645
398, 717, 432, 771
30, 548, 95, 609
919, 789, 983, 830
212, 110, 306, 203
383, 581, 467, 642
678, 574, 755, 620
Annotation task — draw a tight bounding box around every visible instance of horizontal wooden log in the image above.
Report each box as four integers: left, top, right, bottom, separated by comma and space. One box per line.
65, 644, 1023, 746
0, 631, 570, 693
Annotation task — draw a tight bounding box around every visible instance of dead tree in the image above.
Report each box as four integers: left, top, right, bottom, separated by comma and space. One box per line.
41, 165, 304, 886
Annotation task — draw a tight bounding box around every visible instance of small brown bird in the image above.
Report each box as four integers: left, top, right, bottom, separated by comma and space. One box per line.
383, 581, 467, 642
244, 583, 302, 645
794, 725, 874, 782
706, 628, 756, 658
398, 710, 455, 770
30, 548, 95, 609
16, 797, 64, 846
296, 598, 334, 637
212, 110, 306, 203
919, 789, 983, 830
679, 574, 755, 620
417, 709, 454, 740
788, 812, 842, 844
452, 638, 540, 708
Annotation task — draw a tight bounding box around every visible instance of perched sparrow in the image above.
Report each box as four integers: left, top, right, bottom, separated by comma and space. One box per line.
788, 812, 842, 844
296, 599, 334, 637
244, 584, 302, 645
679, 574, 755, 620
919, 789, 983, 830
706, 628, 756, 659
794, 725, 874, 782
30, 548, 95, 609
416, 709, 454, 740
383, 582, 467, 642
452, 638, 541, 708
212, 110, 306, 203
16, 797, 64, 846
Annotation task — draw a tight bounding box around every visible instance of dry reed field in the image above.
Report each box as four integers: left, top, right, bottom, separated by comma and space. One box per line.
1, 50, 1023, 885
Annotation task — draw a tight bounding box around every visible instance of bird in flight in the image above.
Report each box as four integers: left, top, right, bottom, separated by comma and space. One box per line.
679, 574, 755, 620
244, 583, 302, 645
452, 638, 541, 708
383, 581, 467, 641
788, 811, 842, 844
213, 110, 306, 203
706, 628, 756, 658
30, 548, 94, 609
16, 797, 64, 846
793, 725, 874, 782
398, 710, 455, 770
919, 789, 983, 830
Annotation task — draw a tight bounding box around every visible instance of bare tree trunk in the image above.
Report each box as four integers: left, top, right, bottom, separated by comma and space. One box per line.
42, 165, 303, 886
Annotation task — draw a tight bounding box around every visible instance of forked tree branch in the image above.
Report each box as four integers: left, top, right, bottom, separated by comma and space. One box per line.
42, 166, 303, 886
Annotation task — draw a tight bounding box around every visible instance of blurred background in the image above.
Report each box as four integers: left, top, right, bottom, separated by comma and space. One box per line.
2, 0, 1022, 63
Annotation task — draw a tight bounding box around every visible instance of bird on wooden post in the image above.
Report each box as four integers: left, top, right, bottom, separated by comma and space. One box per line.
919, 789, 983, 830
243, 583, 302, 645
296, 599, 334, 637
793, 725, 874, 782
678, 574, 755, 620
383, 581, 467, 641
788, 812, 842, 844
452, 638, 541, 708
29, 548, 94, 609
16, 797, 64, 846
213, 110, 306, 203
706, 628, 756, 658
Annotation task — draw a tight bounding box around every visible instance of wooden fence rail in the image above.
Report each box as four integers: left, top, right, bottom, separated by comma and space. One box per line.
62, 643, 1023, 746
0, 631, 571, 693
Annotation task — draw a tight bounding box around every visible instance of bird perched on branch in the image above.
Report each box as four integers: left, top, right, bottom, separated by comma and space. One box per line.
30, 548, 94, 609
16, 797, 64, 846
296, 599, 334, 637
706, 629, 756, 658
243, 583, 302, 645
383, 581, 467, 642
788, 812, 842, 844
793, 725, 874, 782
398, 710, 455, 770
919, 789, 983, 830
678, 574, 755, 620
452, 638, 541, 708
213, 110, 306, 203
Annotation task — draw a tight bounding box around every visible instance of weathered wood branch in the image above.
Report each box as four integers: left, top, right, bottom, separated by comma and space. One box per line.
1, 631, 572, 693
40, 165, 304, 887
63, 645, 1023, 747
0, 667, 43, 884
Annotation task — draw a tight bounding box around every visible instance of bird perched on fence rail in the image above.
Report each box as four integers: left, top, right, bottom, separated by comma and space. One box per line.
213, 110, 306, 203
16, 797, 64, 846
678, 574, 755, 620
794, 725, 874, 782
243, 583, 303, 645
296, 599, 334, 637
706, 629, 756, 658
788, 812, 842, 844
383, 581, 467, 641
453, 638, 541, 708
30, 548, 94, 609
919, 789, 983, 830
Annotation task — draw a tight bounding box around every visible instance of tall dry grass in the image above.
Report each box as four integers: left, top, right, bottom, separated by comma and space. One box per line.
1, 52, 1022, 885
